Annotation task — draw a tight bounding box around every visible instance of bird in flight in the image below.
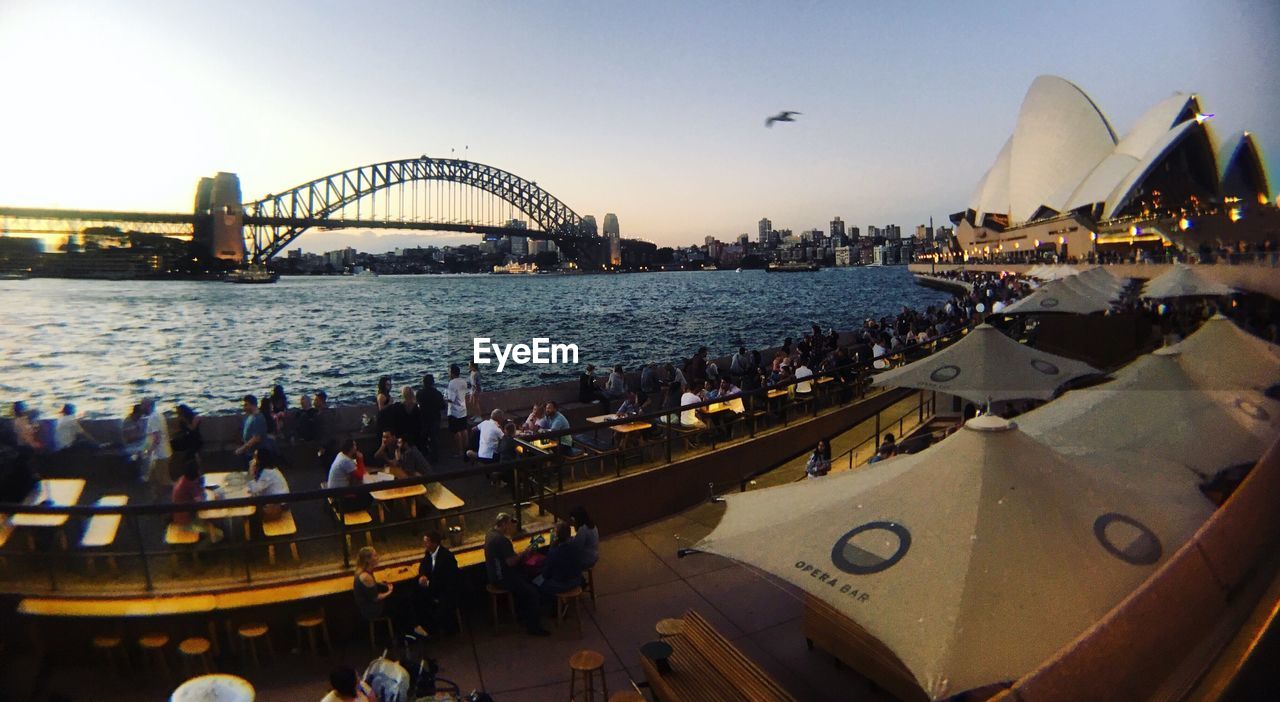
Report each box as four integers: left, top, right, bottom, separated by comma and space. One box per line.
765, 111, 801, 127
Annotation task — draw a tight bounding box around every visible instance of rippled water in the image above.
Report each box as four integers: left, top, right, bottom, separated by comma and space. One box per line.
0, 268, 948, 418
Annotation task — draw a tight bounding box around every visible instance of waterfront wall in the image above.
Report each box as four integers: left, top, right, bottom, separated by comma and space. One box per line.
909, 262, 1280, 299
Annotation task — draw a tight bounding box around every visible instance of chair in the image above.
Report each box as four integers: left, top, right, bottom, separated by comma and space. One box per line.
556, 586, 586, 636
177, 636, 214, 675
569, 649, 609, 702
91, 633, 127, 673
486, 583, 516, 628
164, 522, 201, 567
261, 509, 300, 565
295, 610, 333, 656
582, 567, 597, 608
137, 632, 170, 674
236, 622, 274, 667
321, 482, 374, 551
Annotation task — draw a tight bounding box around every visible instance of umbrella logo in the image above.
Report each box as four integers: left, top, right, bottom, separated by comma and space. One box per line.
1029, 359, 1060, 375
1093, 513, 1163, 566
1234, 398, 1269, 421
1039, 297, 1060, 308
831, 521, 912, 575
929, 365, 961, 383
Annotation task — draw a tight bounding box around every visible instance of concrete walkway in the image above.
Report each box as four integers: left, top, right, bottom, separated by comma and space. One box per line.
34, 500, 894, 701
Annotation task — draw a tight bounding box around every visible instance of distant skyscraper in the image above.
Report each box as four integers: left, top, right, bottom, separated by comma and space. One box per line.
848, 225, 860, 240
581, 215, 598, 237
602, 213, 619, 236
830, 217, 846, 244
758, 217, 772, 244
886, 224, 902, 239
602, 213, 621, 266
738, 233, 750, 247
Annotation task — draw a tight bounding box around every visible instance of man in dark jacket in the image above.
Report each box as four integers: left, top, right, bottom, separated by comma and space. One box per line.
415, 375, 446, 463
415, 530, 461, 635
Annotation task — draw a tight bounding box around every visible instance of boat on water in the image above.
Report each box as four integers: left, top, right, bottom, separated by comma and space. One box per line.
766, 262, 820, 272
224, 266, 279, 284
0, 271, 31, 280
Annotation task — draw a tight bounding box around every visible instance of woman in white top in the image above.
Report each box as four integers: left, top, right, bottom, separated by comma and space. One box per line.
467, 361, 483, 419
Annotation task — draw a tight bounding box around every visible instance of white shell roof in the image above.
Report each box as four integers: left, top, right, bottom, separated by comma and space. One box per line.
1008, 76, 1117, 224
1102, 120, 1198, 219
1114, 93, 1197, 159
972, 137, 1013, 224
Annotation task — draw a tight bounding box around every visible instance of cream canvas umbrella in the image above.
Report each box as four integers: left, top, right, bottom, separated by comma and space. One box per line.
1018, 347, 1280, 476
1002, 278, 1112, 315
695, 415, 1212, 700
1071, 268, 1124, 300
1141, 263, 1234, 298
871, 324, 1100, 404
1167, 313, 1280, 392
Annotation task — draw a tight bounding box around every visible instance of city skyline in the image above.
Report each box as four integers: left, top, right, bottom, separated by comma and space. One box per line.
0, 0, 1276, 249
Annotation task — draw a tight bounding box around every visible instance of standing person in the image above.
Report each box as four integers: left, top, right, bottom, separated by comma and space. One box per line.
805, 439, 832, 478
603, 365, 627, 402
569, 506, 599, 569
485, 513, 549, 636
415, 531, 461, 636
376, 376, 393, 404
388, 386, 424, 450
639, 362, 660, 408
170, 404, 204, 470
444, 365, 470, 457
578, 364, 608, 413
141, 398, 173, 487
729, 347, 750, 385
234, 395, 273, 469
295, 393, 319, 442
51, 403, 99, 452
476, 409, 506, 465
467, 361, 483, 421
268, 385, 288, 439
415, 374, 446, 462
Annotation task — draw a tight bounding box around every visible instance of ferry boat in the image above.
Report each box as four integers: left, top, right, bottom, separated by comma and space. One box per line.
766, 262, 820, 272
224, 266, 278, 284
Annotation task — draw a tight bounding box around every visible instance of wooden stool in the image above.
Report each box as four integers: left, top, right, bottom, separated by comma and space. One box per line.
569, 649, 608, 702
367, 616, 394, 650
236, 622, 274, 667
137, 633, 170, 674
655, 618, 685, 639
177, 637, 214, 675
582, 567, 597, 608
91, 634, 127, 673
295, 610, 333, 656
486, 583, 516, 627
556, 586, 586, 635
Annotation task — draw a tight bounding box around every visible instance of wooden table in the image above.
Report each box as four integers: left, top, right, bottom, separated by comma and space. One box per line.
13, 478, 86, 549
199, 472, 255, 541
609, 421, 652, 451
515, 437, 557, 454
365, 471, 428, 521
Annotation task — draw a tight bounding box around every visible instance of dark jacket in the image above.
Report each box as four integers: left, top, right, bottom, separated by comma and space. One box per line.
418, 544, 460, 603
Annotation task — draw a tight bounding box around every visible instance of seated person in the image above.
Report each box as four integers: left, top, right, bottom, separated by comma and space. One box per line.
352, 546, 426, 641
119, 403, 148, 461
519, 403, 546, 435
614, 391, 642, 417
415, 531, 461, 636
52, 403, 100, 452
321, 666, 376, 702
327, 438, 371, 511
246, 447, 290, 519
679, 381, 708, 429
171, 458, 223, 542
794, 362, 815, 395
535, 521, 584, 596
537, 401, 576, 454
570, 506, 599, 569
603, 365, 627, 401
497, 422, 519, 461
486, 512, 549, 636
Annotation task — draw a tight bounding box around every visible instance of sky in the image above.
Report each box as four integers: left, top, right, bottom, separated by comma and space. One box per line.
0, 0, 1276, 251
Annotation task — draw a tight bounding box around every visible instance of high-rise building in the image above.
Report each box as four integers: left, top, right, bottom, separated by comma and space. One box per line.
508, 235, 528, 255
830, 217, 846, 244
581, 215, 598, 237
758, 218, 772, 244
738, 233, 750, 247
602, 213, 621, 266
916, 224, 932, 240
886, 224, 902, 239
848, 225, 860, 241
602, 214, 619, 237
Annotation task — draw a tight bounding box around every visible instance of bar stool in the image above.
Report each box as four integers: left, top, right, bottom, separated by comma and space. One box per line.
608, 692, 645, 702
137, 633, 170, 674
655, 618, 685, 639
236, 622, 274, 667
295, 610, 333, 656
367, 616, 394, 650
91, 634, 127, 673
486, 583, 516, 627
177, 637, 214, 675
568, 649, 608, 702
556, 586, 586, 635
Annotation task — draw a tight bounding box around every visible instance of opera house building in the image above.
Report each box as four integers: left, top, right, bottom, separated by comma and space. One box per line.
951, 75, 1275, 261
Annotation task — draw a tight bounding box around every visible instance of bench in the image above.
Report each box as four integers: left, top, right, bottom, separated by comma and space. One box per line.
424, 482, 466, 545
801, 593, 928, 702
320, 482, 374, 551
164, 522, 203, 566
640, 609, 796, 702
80, 495, 128, 571
261, 509, 300, 565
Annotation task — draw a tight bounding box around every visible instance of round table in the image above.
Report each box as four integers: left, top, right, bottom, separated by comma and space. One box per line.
171, 674, 255, 702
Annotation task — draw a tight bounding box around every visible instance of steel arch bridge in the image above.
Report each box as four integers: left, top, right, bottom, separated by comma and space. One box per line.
242, 156, 591, 262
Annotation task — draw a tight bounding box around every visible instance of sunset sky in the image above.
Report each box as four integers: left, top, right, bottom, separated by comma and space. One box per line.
0, 0, 1276, 250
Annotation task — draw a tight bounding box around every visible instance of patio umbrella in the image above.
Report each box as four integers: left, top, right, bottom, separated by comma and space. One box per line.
695, 415, 1212, 700
1018, 347, 1280, 476
1002, 278, 1113, 315
1167, 313, 1280, 392
871, 324, 1100, 404
1141, 264, 1233, 298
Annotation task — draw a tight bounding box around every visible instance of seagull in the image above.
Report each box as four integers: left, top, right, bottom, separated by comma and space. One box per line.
765, 111, 801, 127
